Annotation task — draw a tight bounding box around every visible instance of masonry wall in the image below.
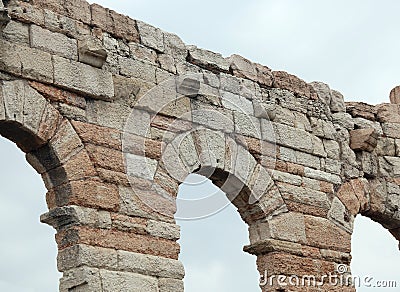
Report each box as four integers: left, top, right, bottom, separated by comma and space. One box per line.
0, 0, 399, 291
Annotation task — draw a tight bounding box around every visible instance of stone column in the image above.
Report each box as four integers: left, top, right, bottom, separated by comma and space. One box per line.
246, 212, 355, 291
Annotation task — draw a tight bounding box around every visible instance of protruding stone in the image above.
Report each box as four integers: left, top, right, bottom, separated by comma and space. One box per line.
228, 54, 273, 87
187, 45, 230, 72
310, 81, 332, 106
78, 36, 107, 68
390, 85, 400, 104
330, 90, 346, 113
350, 128, 379, 152
177, 78, 200, 98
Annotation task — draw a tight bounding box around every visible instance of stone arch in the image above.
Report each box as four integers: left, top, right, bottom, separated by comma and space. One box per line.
0, 78, 110, 289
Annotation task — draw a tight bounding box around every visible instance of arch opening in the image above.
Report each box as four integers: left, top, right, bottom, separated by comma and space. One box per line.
176, 173, 261, 292
351, 215, 400, 291
0, 136, 60, 292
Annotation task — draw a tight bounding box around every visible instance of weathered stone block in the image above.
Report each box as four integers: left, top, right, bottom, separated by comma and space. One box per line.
233, 111, 261, 138
328, 197, 353, 232
137, 20, 164, 52
2, 20, 29, 44
376, 103, 400, 123
382, 122, 400, 139
187, 45, 229, 72
100, 270, 158, 292
90, 4, 139, 42
158, 278, 184, 292
330, 90, 346, 112
390, 85, 400, 104
118, 250, 185, 279
53, 56, 114, 99
273, 71, 318, 99
78, 36, 107, 68
268, 212, 307, 244
304, 215, 352, 252
30, 24, 78, 59
310, 81, 332, 105
350, 128, 379, 152
119, 56, 157, 83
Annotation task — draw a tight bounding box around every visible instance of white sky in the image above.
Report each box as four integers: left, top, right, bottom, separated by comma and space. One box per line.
0, 1, 400, 291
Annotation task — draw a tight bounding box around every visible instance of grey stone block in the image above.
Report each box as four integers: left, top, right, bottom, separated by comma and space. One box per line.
53, 56, 114, 99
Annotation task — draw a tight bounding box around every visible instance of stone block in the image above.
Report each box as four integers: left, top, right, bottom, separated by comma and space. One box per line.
163, 31, 187, 60
57, 244, 118, 272
158, 53, 176, 73
304, 215, 351, 252
357, 151, 378, 178
350, 128, 379, 152
304, 167, 341, 184
268, 122, 316, 155
382, 122, 400, 139
59, 267, 102, 292
30, 24, 78, 60
376, 103, 400, 123
129, 42, 158, 64
233, 111, 261, 138
86, 144, 124, 172
273, 71, 318, 99
54, 56, 114, 100
390, 85, 400, 104
0, 40, 53, 82
119, 56, 157, 83
277, 183, 330, 213
56, 226, 180, 259
118, 250, 185, 279
91, 4, 139, 42
71, 120, 121, 150
328, 197, 353, 232
330, 90, 346, 112
190, 129, 225, 171
1, 79, 25, 123
310, 81, 332, 105
100, 270, 158, 292
187, 45, 229, 72
221, 91, 254, 115
137, 20, 165, 52
78, 36, 107, 68
158, 278, 184, 292
49, 179, 120, 211
332, 112, 354, 129
353, 117, 383, 135
40, 205, 111, 231
268, 212, 307, 244
147, 220, 180, 241
345, 101, 376, 120
323, 139, 340, 160
192, 104, 234, 132
50, 119, 83, 162
2, 20, 29, 44
126, 153, 158, 180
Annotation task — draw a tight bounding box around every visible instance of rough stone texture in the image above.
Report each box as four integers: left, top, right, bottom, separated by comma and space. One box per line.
0, 1, 398, 291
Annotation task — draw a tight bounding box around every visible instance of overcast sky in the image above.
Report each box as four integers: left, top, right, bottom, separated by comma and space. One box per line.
1, 1, 400, 291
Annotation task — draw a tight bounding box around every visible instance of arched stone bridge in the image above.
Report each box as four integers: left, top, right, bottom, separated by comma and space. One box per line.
0, 0, 399, 291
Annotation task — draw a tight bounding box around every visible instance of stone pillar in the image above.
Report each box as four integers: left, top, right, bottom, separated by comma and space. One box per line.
246, 212, 355, 291
41, 205, 185, 292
